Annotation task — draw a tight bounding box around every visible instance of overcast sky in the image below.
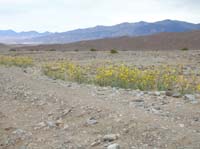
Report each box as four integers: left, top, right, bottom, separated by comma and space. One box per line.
0, 0, 199, 32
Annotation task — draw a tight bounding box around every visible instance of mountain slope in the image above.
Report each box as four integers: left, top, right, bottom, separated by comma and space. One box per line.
0, 30, 51, 43
0, 20, 200, 44
15, 30, 200, 51
25, 20, 200, 44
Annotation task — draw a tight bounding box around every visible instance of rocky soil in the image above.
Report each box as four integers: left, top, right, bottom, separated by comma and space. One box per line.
0, 50, 200, 149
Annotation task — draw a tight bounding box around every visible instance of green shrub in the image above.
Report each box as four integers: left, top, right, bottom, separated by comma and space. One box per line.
48, 49, 56, 51
90, 48, 97, 52
180, 48, 189, 51
9, 48, 16, 52
110, 49, 118, 54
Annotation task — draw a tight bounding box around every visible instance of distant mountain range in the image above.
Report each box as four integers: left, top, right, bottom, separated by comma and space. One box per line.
0, 20, 200, 44
0, 30, 51, 43
15, 30, 200, 51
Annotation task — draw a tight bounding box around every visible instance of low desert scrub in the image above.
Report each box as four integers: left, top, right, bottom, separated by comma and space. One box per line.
48, 49, 56, 51
90, 48, 97, 52
9, 48, 17, 52
43, 61, 87, 83
180, 48, 189, 51
110, 49, 118, 54
0, 55, 33, 67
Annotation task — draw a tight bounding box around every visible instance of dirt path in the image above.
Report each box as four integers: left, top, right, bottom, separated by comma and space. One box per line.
0, 66, 200, 149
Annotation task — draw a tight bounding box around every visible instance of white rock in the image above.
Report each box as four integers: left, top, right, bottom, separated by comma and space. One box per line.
34, 122, 46, 130
154, 91, 161, 96
55, 119, 64, 127
179, 124, 185, 128
172, 92, 182, 98
107, 143, 120, 149
86, 117, 98, 125
46, 121, 56, 128
63, 124, 69, 130
91, 139, 101, 147
184, 94, 198, 104
12, 129, 32, 141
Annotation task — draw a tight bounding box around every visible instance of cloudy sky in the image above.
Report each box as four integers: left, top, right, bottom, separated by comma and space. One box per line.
0, 0, 199, 32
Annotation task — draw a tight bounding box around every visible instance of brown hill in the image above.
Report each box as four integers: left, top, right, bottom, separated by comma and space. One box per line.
14, 30, 200, 51
0, 43, 11, 52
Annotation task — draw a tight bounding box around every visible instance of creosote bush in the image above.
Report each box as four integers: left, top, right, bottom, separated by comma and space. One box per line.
110, 49, 118, 54
90, 48, 97, 52
48, 49, 56, 51
9, 48, 17, 52
0, 55, 33, 67
180, 48, 189, 51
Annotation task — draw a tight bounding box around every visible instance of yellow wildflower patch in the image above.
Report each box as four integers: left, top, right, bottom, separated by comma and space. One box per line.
0, 55, 33, 67
43, 61, 87, 83
42, 62, 200, 94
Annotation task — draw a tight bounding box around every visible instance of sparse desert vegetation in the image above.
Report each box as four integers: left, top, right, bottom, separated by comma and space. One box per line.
1, 1, 200, 148
110, 49, 118, 54
180, 47, 189, 51
0, 55, 33, 67
90, 48, 97, 51
95, 64, 200, 94
1, 49, 200, 149
43, 61, 200, 94
0, 51, 199, 94
43, 61, 87, 83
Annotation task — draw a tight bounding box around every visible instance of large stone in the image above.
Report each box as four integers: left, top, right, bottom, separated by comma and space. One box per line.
107, 143, 120, 149
103, 134, 119, 142
184, 94, 198, 104
165, 91, 173, 96
8, 129, 32, 145
172, 92, 182, 98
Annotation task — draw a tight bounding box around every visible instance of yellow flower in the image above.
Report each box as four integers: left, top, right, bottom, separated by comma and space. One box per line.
197, 84, 200, 92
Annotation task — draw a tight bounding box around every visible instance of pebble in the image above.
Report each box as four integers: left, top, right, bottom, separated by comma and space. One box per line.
46, 121, 56, 128
91, 139, 101, 147
35, 122, 46, 129
154, 91, 161, 96
63, 124, 69, 130
107, 143, 120, 149
184, 94, 198, 104
55, 119, 64, 127
12, 128, 23, 134
151, 108, 160, 114
172, 92, 182, 98
86, 117, 98, 125
103, 134, 119, 142
133, 99, 144, 102
179, 124, 185, 128
11, 129, 32, 142
165, 91, 173, 96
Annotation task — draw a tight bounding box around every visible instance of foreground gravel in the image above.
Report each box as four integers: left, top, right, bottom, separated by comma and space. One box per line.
0, 66, 200, 149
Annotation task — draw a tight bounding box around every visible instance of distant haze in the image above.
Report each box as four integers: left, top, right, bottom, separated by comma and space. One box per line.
0, 0, 199, 32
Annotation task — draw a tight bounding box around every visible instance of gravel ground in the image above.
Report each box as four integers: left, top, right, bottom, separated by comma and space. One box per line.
0, 50, 200, 149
